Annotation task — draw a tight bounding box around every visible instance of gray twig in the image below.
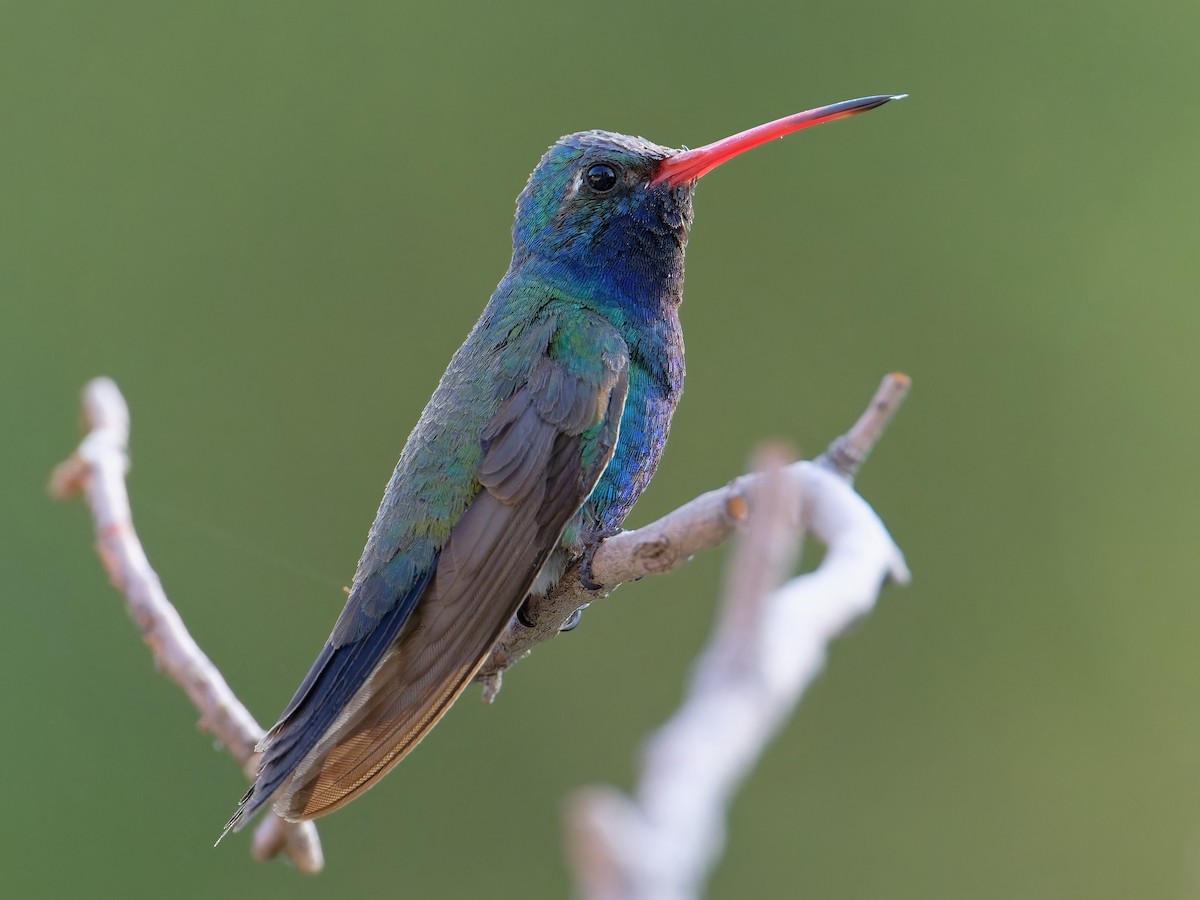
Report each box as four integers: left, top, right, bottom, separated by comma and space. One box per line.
50, 378, 324, 873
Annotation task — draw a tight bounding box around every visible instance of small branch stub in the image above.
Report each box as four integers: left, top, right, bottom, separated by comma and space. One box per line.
818, 372, 910, 481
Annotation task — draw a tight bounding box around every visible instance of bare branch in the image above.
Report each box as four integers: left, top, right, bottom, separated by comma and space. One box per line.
477, 374, 911, 699
50, 378, 323, 874
564, 392, 910, 899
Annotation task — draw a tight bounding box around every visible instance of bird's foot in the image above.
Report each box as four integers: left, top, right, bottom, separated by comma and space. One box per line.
579, 529, 620, 591
516, 597, 589, 633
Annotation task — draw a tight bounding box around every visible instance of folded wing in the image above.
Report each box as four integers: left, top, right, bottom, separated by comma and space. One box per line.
225, 313, 629, 830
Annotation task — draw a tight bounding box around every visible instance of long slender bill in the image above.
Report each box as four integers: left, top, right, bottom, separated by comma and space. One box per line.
650, 94, 906, 188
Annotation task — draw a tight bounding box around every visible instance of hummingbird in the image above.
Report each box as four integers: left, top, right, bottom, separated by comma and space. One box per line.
223, 93, 903, 835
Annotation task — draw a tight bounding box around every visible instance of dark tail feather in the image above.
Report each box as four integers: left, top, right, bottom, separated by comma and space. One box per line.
217, 565, 435, 840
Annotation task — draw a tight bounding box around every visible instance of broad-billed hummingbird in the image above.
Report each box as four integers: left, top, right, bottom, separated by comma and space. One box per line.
224, 94, 903, 834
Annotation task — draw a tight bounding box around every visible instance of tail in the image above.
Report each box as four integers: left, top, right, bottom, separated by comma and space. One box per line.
216, 782, 261, 844
217, 564, 435, 841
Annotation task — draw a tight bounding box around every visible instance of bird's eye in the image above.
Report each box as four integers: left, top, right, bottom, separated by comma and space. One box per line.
585, 163, 618, 193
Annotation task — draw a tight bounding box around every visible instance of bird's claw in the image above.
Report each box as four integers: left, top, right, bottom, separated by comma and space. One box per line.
579, 530, 619, 591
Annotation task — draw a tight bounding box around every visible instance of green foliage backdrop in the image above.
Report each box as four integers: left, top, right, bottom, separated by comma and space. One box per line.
4, 2, 1198, 897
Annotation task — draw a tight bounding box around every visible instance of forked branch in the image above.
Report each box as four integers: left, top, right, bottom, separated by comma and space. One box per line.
564, 378, 910, 900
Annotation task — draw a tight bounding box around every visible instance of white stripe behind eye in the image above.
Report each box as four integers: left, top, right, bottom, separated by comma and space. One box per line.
566, 169, 582, 200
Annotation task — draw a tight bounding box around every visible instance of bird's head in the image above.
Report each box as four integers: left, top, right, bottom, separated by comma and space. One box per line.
509, 95, 905, 315
511, 131, 690, 311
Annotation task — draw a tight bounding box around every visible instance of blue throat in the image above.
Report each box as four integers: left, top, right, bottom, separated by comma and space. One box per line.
511, 205, 690, 323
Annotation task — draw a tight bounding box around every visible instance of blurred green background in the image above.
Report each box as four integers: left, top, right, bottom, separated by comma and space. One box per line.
4, 1, 1198, 897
